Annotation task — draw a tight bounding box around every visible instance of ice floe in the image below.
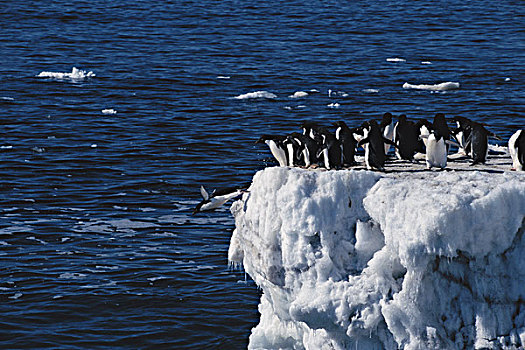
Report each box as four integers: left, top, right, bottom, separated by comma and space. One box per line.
403, 81, 460, 91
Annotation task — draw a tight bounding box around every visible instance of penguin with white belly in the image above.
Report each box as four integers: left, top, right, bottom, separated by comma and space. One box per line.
193, 186, 245, 214
379, 112, 394, 156
509, 129, 525, 171
255, 135, 288, 166
425, 130, 448, 169
317, 128, 342, 170
450, 116, 473, 155
289, 132, 319, 168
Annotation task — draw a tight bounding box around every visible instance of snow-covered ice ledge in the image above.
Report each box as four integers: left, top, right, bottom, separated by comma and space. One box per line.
229, 167, 525, 349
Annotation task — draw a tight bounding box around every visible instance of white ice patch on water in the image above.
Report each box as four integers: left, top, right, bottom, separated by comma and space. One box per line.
327, 102, 340, 108
229, 167, 525, 350
9, 292, 23, 300
37, 67, 95, 80
217, 75, 231, 79
421, 61, 432, 65
1, 145, 13, 149
234, 91, 277, 99
362, 88, 379, 93
289, 91, 309, 98
101, 109, 117, 115
386, 57, 406, 62
1, 97, 14, 101
403, 81, 460, 91
59, 272, 87, 279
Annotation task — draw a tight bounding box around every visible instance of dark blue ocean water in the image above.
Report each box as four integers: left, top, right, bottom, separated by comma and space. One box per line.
0, 1, 523, 348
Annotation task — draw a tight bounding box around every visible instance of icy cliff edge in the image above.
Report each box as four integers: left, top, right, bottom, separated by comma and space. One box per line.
229, 167, 525, 350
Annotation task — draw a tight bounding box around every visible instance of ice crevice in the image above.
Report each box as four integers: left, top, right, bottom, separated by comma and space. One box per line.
228, 167, 525, 349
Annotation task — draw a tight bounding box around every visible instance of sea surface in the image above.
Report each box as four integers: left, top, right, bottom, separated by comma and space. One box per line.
1, 0, 523, 348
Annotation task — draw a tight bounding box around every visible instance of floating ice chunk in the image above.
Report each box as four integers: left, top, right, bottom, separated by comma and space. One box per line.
1, 97, 14, 101
9, 292, 22, 300
59, 272, 87, 279
363, 88, 379, 93
403, 81, 460, 91
1, 145, 13, 149
289, 91, 308, 98
90, 144, 97, 148
37, 67, 95, 80
101, 109, 117, 115
234, 91, 277, 99
217, 76, 231, 79
505, 77, 511, 81
421, 61, 432, 65
327, 102, 340, 108
386, 57, 406, 62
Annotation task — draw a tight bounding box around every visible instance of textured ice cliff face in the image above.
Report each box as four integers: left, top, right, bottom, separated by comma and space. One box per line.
229, 167, 525, 350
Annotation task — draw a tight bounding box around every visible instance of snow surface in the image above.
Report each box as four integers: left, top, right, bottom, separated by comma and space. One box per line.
229, 159, 525, 349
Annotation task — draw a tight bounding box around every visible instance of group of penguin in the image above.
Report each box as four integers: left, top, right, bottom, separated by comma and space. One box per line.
256, 113, 525, 172
193, 115, 524, 214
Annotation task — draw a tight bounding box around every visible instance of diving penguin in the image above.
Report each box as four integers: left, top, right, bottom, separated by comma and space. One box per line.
193, 186, 245, 214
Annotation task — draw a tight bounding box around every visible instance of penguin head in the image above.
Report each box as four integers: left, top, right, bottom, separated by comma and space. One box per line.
380, 112, 393, 127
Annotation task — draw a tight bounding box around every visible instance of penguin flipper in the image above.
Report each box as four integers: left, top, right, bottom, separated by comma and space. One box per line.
382, 136, 397, 147
445, 139, 460, 147
200, 186, 209, 200
357, 137, 370, 148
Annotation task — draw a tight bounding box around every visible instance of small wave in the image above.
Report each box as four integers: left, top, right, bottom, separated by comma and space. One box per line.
327, 102, 340, 108
37, 67, 95, 80
233, 91, 277, 100
386, 57, 406, 62
101, 109, 117, 115
289, 91, 308, 98
403, 82, 460, 91
363, 89, 379, 93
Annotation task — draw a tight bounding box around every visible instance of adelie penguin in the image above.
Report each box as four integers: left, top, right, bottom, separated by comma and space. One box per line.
193, 186, 245, 215
450, 116, 473, 155
466, 120, 497, 166
288, 132, 318, 168
379, 112, 394, 156
424, 130, 448, 170
509, 129, 525, 171
393, 115, 420, 161
358, 120, 396, 171
317, 128, 342, 170
256, 135, 288, 167
332, 121, 358, 166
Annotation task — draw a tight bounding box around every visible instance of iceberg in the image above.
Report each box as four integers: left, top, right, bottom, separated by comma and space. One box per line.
229, 166, 525, 349
37, 67, 95, 80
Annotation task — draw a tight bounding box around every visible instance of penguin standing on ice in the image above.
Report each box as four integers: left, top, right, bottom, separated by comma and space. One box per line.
256, 135, 288, 166
358, 120, 396, 171
379, 112, 394, 156
393, 115, 419, 161
317, 128, 342, 170
332, 121, 358, 166
415, 119, 433, 154
509, 129, 525, 171
193, 186, 245, 214
450, 116, 473, 155
467, 121, 492, 165
424, 130, 448, 169
289, 132, 319, 168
